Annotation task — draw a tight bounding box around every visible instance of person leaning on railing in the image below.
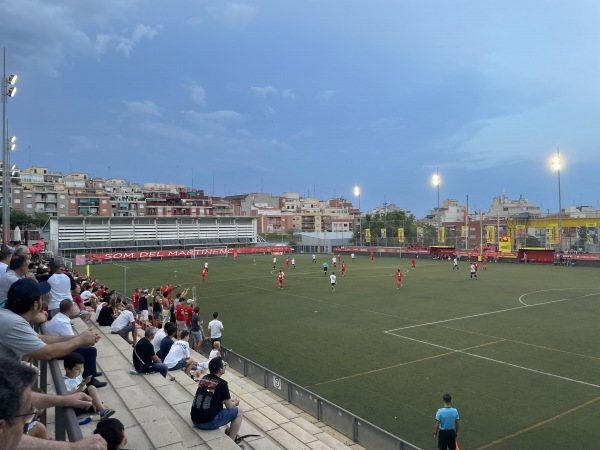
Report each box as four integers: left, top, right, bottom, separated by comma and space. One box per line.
0, 279, 100, 363
0, 357, 108, 450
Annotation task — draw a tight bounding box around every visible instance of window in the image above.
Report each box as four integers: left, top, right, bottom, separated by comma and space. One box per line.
70, 209, 76, 213
14, 189, 20, 194
26, 194, 32, 198
102, 209, 107, 213
59, 195, 66, 200
60, 205, 65, 209
14, 199, 20, 204
70, 199, 75, 204
26, 204, 33, 209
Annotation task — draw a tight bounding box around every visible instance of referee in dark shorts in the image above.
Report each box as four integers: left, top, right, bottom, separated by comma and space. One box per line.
434, 393, 460, 449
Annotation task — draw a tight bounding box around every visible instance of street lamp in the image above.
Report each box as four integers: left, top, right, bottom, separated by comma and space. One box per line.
2, 47, 18, 247
354, 185, 361, 247
552, 150, 562, 250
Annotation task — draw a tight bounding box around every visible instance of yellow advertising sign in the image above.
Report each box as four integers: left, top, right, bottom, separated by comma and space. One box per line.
398, 228, 405, 243
486, 226, 495, 244
461, 226, 469, 238
499, 241, 511, 253
365, 228, 371, 243
438, 227, 445, 243
381, 229, 387, 239
586, 223, 597, 228
547, 224, 559, 244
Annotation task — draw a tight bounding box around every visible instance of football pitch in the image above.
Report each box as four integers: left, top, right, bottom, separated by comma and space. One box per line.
80, 254, 600, 449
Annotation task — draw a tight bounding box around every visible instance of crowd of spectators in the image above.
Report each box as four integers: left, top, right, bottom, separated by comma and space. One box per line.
0, 241, 242, 448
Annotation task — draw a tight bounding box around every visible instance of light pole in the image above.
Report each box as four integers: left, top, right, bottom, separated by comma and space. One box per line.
431, 169, 440, 211
432, 169, 441, 244
2, 47, 18, 247
552, 150, 563, 251
354, 185, 361, 247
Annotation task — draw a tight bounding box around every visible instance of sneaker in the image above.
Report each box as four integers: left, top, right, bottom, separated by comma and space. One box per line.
99, 409, 115, 421
78, 417, 92, 425
128, 370, 139, 375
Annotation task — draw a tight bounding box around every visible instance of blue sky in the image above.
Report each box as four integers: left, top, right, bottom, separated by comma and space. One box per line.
2, 1, 600, 217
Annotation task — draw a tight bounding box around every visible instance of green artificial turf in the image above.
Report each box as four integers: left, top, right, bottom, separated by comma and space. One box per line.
80, 254, 600, 449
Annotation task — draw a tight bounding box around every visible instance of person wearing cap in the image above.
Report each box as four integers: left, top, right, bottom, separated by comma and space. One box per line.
0, 279, 99, 362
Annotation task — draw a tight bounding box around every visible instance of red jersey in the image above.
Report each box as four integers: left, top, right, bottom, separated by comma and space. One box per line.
184, 305, 194, 326
370, 252, 374, 260
132, 292, 140, 308
341, 262, 346, 272
411, 259, 415, 266
175, 302, 186, 321
202, 268, 207, 277
396, 271, 403, 281
278, 272, 284, 283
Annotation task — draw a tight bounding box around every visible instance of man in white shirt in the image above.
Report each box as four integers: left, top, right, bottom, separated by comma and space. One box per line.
47, 261, 73, 317
163, 330, 197, 376
0, 248, 11, 273
110, 304, 137, 345
330, 272, 337, 291
45, 299, 106, 387
153, 322, 176, 357
208, 311, 223, 345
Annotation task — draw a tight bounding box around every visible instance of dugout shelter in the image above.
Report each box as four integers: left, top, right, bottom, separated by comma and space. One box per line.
429, 245, 455, 258
518, 247, 554, 264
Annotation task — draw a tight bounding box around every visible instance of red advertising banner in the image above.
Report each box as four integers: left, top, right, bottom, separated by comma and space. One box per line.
87, 246, 291, 262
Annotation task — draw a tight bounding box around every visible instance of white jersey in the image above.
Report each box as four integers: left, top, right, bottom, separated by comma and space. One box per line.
330, 274, 337, 284
291, 258, 295, 266
332, 257, 337, 264
164, 340, 191, 368
204, 262, 208, 269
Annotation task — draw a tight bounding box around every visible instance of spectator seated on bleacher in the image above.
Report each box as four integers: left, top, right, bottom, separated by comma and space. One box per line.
132, 327, 173, 380
110, 304, 138, 346
45, 299, 107, 388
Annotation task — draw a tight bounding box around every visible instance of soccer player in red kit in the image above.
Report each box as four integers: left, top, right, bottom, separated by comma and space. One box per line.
278, 270, 285, 289
233, 250, 238, 261
286, 257, 290, 268
411, 258, 416, 270
341, 261, 347, 277
395, 269, 403, 289
370, 252, 374, 262
201, 267, 207, 283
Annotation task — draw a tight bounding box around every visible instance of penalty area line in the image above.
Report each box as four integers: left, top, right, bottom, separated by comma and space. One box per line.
385, 290, 600, 333
386, 332, 600, 389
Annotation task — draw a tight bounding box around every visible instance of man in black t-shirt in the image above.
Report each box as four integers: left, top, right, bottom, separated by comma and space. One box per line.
191, 357, 243, 442
132, 327, 169, 378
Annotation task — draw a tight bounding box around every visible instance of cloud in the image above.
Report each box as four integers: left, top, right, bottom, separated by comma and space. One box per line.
317, 89, 336, 99
183, 110, 243, 133
281, 89, 296, 100
223, 3, 257, 28
183, 83, 207, 106
251, 85, 278, 96
124, 100, 161, 116
95, 23, 161, 56
261, 105, 275, 114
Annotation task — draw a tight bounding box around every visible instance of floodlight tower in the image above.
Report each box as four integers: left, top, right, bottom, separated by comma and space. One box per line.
354, 185, 361, 246
552, 149, 563, 251
2, 47, 18, 246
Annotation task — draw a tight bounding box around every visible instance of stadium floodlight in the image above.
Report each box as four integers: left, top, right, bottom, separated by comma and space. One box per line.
2, 47, 19, 246
552, 150, 563, 250
8, 135, 15, 144
354, 185, 361, 246
431, 168, 440, 211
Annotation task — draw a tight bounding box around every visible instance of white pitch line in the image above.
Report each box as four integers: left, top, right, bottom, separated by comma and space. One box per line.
387, 332, 600, 389
518, 287, 600, 306
384, 290, 600, 333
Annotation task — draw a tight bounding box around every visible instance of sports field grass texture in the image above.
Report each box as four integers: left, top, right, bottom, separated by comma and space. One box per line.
80, 254, 600, 449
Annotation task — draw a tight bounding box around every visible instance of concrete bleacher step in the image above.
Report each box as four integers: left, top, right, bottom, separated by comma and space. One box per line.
66, 319, 364, 450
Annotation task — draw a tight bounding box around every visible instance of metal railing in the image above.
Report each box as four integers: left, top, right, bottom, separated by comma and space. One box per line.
218, 345, 421, 450
38, 323, 84, 442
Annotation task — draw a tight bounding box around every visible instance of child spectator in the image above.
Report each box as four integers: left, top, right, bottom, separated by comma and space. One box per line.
93, 418, 128, 450
63, 352, 115, 420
